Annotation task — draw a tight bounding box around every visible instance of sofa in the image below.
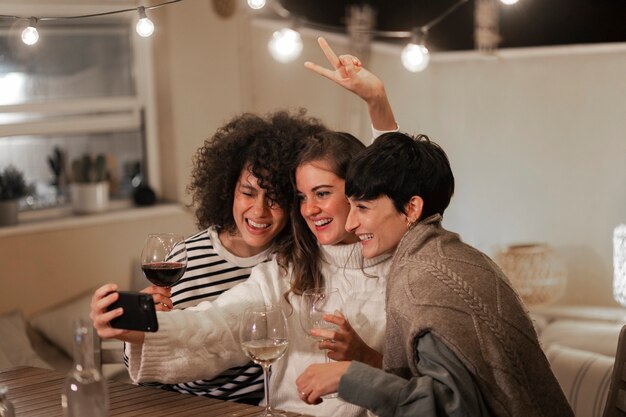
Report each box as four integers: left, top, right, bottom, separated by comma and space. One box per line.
531, 305, 625, 417
0, 289, 128, 382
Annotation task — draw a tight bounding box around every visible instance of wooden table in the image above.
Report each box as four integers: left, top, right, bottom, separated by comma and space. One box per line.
0, 367, 310, 416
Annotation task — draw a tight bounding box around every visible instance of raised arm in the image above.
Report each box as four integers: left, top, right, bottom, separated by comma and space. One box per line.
304, 37, 397, 132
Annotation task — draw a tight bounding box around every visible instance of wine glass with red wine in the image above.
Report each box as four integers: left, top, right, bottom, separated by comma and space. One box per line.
141, 233, 187, 287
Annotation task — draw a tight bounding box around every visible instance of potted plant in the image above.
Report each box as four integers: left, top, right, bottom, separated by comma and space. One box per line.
0, 165, 28, 226
70, 154, 109, 214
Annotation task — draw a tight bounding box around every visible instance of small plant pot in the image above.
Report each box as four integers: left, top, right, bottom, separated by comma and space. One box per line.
71, 182, 109, 214
0, 199, 18, 226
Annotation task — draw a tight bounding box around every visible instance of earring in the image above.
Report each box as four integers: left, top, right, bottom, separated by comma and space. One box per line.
406, 217, 416, 229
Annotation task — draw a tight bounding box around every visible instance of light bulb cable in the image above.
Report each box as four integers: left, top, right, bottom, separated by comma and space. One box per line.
0, 0, 183, 21
267, 0, 469, 41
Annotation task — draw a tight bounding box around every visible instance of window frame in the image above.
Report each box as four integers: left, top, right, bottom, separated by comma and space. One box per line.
0, 0, 161, 206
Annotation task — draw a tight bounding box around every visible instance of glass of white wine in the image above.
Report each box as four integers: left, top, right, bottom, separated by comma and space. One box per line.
240, 305, 289, 417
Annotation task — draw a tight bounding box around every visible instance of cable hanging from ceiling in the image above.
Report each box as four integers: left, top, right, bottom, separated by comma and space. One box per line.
254, 0, 520, 72
0, 0, 183, 45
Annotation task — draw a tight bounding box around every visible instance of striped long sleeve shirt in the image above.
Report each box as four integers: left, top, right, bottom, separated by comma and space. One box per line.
125, 227, 271, 404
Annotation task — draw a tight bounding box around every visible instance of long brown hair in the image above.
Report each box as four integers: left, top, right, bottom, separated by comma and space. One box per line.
274, 131, 365, 297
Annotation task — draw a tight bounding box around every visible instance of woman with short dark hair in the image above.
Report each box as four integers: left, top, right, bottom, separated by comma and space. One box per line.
296, 132, 574, 417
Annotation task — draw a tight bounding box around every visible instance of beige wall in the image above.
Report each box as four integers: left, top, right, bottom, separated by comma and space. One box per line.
154, 0, 247, 204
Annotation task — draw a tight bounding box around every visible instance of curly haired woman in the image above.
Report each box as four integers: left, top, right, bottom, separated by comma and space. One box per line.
119, 109, 326, 404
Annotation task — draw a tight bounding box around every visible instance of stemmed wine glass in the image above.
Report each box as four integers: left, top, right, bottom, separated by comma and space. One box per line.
141, 233, 187, 288
300, 287, 343, 398
300, 287, 343, 360
240, 305, 289, 417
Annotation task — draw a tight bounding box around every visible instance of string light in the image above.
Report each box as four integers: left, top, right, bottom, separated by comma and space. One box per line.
401, 43, 430, 72
399, 0, 470, 71
136, 7, 155, 37
261, 0, 518, 72
261, 0, 464, 71
1, 0, 182, 44
3, 0, 520, 72
21, 18, 39, 46
247, 0, 267, 10
268, 27, 303, 63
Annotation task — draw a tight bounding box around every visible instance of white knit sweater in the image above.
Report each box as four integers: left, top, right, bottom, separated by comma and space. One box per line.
127, 242, 390, 417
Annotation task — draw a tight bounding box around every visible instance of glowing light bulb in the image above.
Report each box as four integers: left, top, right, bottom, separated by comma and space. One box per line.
268, 28, 303, 63
247, 0, 266, 10
21, 18, 39, 46
136, 18, 154, 37
136, 7, 154, 37
401, 43, 430, 72
500, 0, 519, 4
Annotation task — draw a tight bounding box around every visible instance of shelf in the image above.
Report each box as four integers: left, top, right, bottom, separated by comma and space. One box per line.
0, 202, 188, 238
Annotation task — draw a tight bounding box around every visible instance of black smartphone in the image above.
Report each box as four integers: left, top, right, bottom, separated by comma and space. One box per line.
106, 291, 159, 332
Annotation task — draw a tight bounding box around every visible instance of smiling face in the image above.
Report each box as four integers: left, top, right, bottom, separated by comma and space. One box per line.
296, 160, 357, 245
346, 196, 409, 258
229, 166, 288, 255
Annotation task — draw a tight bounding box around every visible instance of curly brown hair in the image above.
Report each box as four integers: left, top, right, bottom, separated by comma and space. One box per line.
188, 109, 327, 248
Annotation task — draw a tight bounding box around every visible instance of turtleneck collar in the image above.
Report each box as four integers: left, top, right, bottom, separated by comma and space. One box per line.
319, 241, 391, 270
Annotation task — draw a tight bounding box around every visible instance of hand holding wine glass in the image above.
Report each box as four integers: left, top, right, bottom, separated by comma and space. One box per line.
240, 305, 288, 417
300, 288, 343, 399
141, 233, 187, 288
301, 287, 343, 359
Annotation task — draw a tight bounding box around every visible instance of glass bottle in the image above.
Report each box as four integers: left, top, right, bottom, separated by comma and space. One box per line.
0, 385, 15, 417
61, 319, 109, 417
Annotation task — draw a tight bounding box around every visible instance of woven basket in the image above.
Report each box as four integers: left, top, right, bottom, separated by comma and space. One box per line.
496, 243, 567, 306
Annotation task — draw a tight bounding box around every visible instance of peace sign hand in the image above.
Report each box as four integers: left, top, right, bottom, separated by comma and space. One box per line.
304, 37, 384, 104
305, 36, 396, 132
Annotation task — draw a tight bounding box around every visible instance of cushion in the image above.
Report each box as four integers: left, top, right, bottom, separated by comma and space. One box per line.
544, 344, 613, 417
0, 310, 51, 370
27, 322, 72, 372
29, 290, 94, 358
541, 320, 621, 357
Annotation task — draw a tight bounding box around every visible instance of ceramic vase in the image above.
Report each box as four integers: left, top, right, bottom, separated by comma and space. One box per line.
71, 182, 109, 214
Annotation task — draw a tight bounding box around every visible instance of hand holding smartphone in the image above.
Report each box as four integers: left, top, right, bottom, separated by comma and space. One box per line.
106, 291, 159, 332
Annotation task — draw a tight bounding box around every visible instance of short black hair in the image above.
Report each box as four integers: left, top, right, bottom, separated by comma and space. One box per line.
345, 132, 455, 220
